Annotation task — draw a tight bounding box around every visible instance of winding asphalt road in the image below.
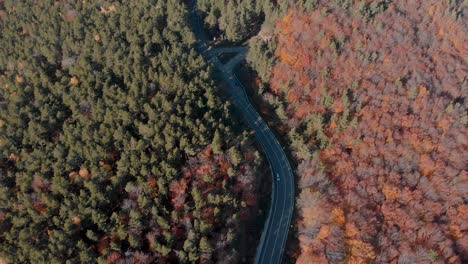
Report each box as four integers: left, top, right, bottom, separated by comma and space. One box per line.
188, 2, 295, 263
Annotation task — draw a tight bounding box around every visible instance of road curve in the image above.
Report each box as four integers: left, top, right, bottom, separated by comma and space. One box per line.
187, 2, 295, 263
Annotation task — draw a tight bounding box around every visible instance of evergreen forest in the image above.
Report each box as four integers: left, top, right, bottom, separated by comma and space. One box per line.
0, 1, 263, 263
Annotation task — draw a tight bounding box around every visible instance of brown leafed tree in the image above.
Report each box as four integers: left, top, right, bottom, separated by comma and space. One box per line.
265, 0, 467, 262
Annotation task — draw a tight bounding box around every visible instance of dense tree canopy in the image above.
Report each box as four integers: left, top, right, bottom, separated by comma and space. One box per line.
0, 0, 262, 263
197, 0, 264, 42
248, 0, 467, 263
196, 0, 298, 42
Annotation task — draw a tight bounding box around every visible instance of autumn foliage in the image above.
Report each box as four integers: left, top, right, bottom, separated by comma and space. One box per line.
268, 0, 467, 263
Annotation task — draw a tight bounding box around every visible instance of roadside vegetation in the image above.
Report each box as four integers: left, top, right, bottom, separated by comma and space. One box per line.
200, 0, 467, 263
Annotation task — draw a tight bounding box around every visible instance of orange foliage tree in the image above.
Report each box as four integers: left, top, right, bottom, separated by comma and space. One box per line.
267, 0, 467, 262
